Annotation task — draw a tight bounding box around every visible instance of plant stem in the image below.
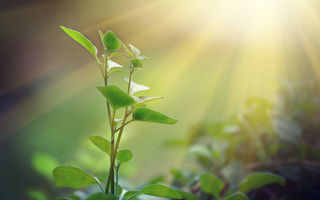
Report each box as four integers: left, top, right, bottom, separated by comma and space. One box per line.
106, 68, 134, 191
115, 162, 120, 199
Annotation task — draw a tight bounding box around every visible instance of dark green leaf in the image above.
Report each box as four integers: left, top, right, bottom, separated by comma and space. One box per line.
239, 172, 285, 193
133, 107, 178, 124
223, 192, 249, 200
140, 184, 182, 199
200, 173, 224, 199
176, 189, 199, 200
89, 136, 111, 155
97, 85, 136, 109
60, 26, 97, 58
86, 193, 117, 200
53, 165, 97, 188
116, 149, 133, 163
103, 31, 121, 52
28, 190, 47, 200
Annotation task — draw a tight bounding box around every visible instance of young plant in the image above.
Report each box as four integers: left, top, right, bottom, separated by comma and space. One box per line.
53, 26, 179, 199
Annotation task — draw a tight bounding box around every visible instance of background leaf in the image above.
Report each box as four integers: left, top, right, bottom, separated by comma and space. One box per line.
53, 165, 97, 188
133, 107, 178, 124
200, 173, 224, 199
60, 26, 97, 58
86, 193, 117, 200
223, 192, 249, 200
116, 149, 133, 163
97, 85, 136, 109
89, 136, 111, 155
239, 172, 285, 193
140, 184, 182, 199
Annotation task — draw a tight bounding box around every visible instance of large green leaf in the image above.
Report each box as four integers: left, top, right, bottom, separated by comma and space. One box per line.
53, 165, 97, 188
200, 173, 224, 199
140, 184, 182, 199
103, 31, 121, 52
133, 107, 177, 124
97, 85, 136, 109
176, 189, 199, 200
239, 172, 285, 193
60, 26, 97, 58
89, 136, 111, 156
223, 192, 249, 200
116, 149, 133, 163
86, 193, 117, 200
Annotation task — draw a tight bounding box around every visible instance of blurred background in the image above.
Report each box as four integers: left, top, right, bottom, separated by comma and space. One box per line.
1, 0, 320, 199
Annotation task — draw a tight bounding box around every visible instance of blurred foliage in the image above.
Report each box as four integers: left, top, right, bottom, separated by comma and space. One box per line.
165, 83, 320, 200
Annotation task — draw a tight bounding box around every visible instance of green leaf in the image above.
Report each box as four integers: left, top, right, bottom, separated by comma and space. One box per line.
28, 190, 47, 200
131, 58, 143, 68
125, 78, 149, 95
116, 149, 133, 163
133, 107, 178, 124
103, 31, 121, 52
107, 69, 124, 77
122, 42, 134, 58
223, 192, 249, 200
31, 152, 59, 178
86, 193, 117, 200
53, 165, 97, 188
54, 198, 69, 200
98, 30, 105, 49
200, 173, 224, 199
176, 189, 199, 200
89, 136, 111, 155
60, 26, 98, 58
97, 85, 136, 109
140, 184, 182, 199
239, 172, 285, 193
129, 44, 141, 57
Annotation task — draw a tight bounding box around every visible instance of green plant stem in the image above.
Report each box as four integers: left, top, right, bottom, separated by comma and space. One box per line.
115, 162, 120, 199
106, 68, 134, 192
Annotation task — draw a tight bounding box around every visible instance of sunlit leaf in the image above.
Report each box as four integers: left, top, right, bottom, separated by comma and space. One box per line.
134, 96, 163, 104
239, 172, 285, 193
86, 193, 117, 200
140, 184, 182, 199
223, 192, 249, 200
89, 136, 111, 155
60, 26, 97, 58
125, 78, 149, 95
116, 149, 133, 163
32, 152, 59, 178
98, 30, 105, 49
129, 44, 141, 57
28, 190, 47, 200
147, 175, 166, 184
200, 173, 224, 199
97, 85, 136, 109
103, 31, 121, 52
107, 60, 124, 71
53, 165, 97, 188
133, 107, 178, 124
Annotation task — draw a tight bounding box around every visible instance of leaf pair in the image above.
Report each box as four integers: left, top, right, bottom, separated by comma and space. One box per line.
97, 85, 177, 124
89, 136, 133, 164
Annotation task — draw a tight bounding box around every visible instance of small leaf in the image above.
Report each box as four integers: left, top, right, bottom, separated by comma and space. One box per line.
200, 173, 224, 199
31, 152, 59, 178
131, 58, 143, 68
239, 172, 285, 193
125, 78, 149, 95
86, 192, 117, 200
107, 69, 124, 77
89, 136, 111, 155
97, 85, 136, 109
133, 107, 178, 124
140, 184, 182, 199
103, 31, 121, 52
223, 192, 249, 200
122, 42, 134, 58
107, 60, 124, 71
129, 44, 141, 57
116, 149, 133, 163
53, 165, 97, 188
60, 26, 98, 58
